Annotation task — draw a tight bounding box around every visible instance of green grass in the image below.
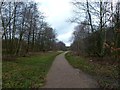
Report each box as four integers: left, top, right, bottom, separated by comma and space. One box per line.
65, 52, 119, 89
2, 51, 61, 88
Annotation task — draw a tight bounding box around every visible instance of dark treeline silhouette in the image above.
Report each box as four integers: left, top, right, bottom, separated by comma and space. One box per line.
1, 1, 58, 56
70, 1, 120, 61
56, 41, 67, 51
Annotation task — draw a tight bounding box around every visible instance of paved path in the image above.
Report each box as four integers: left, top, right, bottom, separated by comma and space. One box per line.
43, 52, 99, 88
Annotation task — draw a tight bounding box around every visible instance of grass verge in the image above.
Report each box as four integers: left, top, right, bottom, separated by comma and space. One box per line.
2, 51, 61, 88
65, 52, 119, 89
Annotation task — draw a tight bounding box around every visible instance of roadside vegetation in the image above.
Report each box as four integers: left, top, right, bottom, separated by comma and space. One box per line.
68, 1, 119, 89
2, 52, 61, 88
1, 1, 67, 88
1, 1, 66, 57
65, 52, 119, 89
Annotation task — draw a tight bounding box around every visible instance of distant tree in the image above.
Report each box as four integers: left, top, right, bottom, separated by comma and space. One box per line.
56, 41, 67, 51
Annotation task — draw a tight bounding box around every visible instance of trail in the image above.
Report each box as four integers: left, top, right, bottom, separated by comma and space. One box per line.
43, 52, 99, 88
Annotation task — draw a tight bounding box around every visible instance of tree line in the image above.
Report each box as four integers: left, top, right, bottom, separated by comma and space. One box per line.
70, 0, 120, 61
1, 1, 62, 56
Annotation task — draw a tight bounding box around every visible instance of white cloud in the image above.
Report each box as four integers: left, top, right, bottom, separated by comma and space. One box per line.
34, 0, 75, 46
37, 0, 73, 26
57, 31, 72, 42
57, 32, 72, 46
57, 24, 76, 46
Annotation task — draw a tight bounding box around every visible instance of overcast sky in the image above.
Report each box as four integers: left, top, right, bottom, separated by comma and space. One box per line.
34, 0, 77, 46
34, 0, 118, 46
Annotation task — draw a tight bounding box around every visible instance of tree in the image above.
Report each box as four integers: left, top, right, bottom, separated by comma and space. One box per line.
1, 1, 57, 56
70, 0, 117, 57
56, 41, 67, 51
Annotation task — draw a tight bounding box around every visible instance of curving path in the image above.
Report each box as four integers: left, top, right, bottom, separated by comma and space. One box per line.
43, 52, 99, 88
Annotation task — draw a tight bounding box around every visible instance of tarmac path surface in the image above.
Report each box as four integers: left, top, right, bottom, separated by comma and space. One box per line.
43, 52, 99, 88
